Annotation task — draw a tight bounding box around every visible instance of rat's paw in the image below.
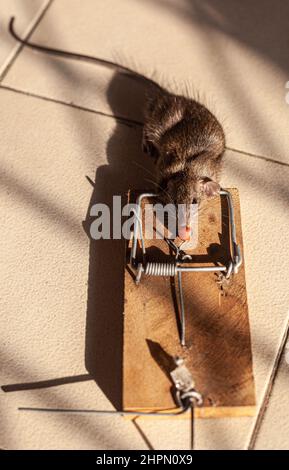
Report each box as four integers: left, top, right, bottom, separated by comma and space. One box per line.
200, 179, 221, 198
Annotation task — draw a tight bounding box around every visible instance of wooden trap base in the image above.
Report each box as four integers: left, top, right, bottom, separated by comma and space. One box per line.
123, 189, 256, 418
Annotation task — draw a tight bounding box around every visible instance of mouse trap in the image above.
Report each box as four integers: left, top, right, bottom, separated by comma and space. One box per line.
123, 189, 256, 418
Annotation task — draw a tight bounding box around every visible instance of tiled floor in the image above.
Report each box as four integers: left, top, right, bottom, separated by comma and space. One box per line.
0, 0, 288, 450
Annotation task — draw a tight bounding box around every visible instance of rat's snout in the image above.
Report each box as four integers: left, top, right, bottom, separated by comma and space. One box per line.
160, 175, 198, 241
175, 180, 199, 241
177, 199, 195, 240
178, 224, 191, 241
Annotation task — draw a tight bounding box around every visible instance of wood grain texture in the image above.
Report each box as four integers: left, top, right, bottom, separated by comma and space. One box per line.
123, 189, 256, 418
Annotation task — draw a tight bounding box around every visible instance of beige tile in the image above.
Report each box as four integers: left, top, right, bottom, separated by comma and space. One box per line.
0, 86, 149, 450
252, 329, 289, 450
0, 0, 51, 78
222, 149, 289, 402
3, 0, 289, 162
0, 84, 289, 449
136, 416, 253, 450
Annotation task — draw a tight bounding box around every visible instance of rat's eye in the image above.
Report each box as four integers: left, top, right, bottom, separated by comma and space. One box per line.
164, 152, 183, 174
170, 170, 184, 181
187, 150, 206, 164
165, 151, 176, 163
186, 156, 194, 165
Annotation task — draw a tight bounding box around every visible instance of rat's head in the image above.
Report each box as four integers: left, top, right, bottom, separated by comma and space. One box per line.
159, 169, 220, 239
157, 134, 222, 239
160, 170, 220, 205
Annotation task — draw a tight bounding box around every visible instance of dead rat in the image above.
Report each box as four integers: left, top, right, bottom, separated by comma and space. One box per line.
143, 89, 225, 239
9, 17, 225, 240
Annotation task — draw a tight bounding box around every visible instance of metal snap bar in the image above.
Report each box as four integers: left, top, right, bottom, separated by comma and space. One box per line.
130, 190, 242, 346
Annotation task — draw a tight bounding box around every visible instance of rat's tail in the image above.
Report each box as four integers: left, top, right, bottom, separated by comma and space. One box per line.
9, 17, 162, 90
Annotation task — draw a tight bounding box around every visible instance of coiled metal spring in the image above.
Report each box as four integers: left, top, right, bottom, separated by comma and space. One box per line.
144, 262, 177, 276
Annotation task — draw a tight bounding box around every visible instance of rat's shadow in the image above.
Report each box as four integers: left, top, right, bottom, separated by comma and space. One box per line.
83, 72, 156, 409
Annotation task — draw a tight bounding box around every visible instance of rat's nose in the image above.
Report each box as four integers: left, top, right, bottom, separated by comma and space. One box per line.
178, 224, 191, 241
177, 202, 192, 240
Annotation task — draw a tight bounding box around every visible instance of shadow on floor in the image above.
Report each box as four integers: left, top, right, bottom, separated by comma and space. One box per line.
83, 72, 156, 409
1, 374, 92, 392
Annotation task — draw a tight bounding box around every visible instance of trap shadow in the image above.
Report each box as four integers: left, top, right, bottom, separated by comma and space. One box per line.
146, 339, 176, 379
146, 339, 176, 405
83, 72, 156, 409
206, 193, 230, 266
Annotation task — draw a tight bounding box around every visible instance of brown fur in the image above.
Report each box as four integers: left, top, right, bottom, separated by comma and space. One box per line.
143, 87, 225, 212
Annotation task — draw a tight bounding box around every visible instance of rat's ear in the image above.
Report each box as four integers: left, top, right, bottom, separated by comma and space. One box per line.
200, 178, 221, 197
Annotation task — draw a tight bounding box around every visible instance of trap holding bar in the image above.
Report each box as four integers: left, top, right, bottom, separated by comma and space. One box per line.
130, 189, 243, 346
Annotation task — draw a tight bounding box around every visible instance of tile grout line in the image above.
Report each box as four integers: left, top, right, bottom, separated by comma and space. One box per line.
0, 0, 55, 82
0, 83, 143, 127
0, 83, 288, 167
246, 316, 289, 450
226, 146, 289, 168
